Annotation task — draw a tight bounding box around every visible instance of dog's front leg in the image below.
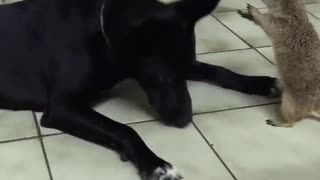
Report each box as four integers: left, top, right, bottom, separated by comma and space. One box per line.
40, 97, 183, 180
188, 61, 280, 97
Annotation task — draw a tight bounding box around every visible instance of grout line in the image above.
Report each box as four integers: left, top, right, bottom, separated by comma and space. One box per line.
192, 122, 238, 180
32, 112, 54, 180
42, 132, 65, 138
0, 136, 39, 145
192, 101, 280, 118
209, 14, 275, 65
252, 46, 275, 65
196, 47, 253, 55
126, 119, 159, 125
196, 45, 272, 56
126, 101, 280, 126
307, 11, 320, 20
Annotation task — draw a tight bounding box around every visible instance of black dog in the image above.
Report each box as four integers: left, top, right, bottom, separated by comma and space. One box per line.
0, 0, 278, 179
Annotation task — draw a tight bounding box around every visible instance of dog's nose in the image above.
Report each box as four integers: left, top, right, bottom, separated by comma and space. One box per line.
165, 109, 193, 128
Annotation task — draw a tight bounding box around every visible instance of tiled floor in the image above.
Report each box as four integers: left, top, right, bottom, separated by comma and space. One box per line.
1, 0, 320, 180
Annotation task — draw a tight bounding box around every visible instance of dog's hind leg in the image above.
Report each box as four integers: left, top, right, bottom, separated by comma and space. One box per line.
41, 96, 183, 180
188, 61, 280, 97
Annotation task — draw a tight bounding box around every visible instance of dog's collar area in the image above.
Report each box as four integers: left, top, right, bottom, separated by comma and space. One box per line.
100, 1, 112, 56
100, 1, 107, 41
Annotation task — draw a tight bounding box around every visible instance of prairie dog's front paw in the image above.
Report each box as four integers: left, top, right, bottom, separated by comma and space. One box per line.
237, 4, 259, 22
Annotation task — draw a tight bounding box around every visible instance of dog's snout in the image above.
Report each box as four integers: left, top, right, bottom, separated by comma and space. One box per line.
169, 110, 193, 128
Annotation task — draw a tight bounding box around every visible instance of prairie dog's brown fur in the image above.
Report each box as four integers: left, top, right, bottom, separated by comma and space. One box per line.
238, 0, 320, 127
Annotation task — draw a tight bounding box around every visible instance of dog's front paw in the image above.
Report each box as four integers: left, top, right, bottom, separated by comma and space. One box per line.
141, 164, 183, 180
267, 78, 282, 98
243, 77, 281, 98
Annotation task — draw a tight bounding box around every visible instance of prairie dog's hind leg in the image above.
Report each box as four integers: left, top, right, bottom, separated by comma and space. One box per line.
266, 93, 301, 128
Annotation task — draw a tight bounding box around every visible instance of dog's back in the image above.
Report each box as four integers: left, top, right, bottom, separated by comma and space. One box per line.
0, 0, 50, 109
0, 0, 108, 110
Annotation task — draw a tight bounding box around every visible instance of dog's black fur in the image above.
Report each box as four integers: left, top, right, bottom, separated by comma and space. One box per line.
0, 0, 279, 179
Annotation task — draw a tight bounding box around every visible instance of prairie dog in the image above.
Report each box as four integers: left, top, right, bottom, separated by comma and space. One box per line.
238, 0, 320, 127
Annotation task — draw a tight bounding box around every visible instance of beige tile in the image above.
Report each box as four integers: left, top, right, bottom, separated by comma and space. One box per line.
0, 110, 37, 142
0, 139, 50, 180
195, 16, 249, 53
44, 122, 234, 180
216, 0, 266, 12
194, 105, 320, 180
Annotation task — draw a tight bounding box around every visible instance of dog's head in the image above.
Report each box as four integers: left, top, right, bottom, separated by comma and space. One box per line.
104, 0, 220, 127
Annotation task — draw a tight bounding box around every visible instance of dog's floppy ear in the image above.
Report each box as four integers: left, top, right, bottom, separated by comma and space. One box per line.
173, 0, 221, 23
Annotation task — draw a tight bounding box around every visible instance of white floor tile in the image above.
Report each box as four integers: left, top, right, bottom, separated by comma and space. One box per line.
0, 139, 50, 180
194, 105, 320, 180
214, 9, 271, 47
44, 122, 234, 180
0, 110, 37, 142
3, 0, 22, 4
307, 13, 320, 35
35, 113, 62, 135
306, 4, 320, 17
304, 0, 320, 4
195, 16, 249, 53
94, 80, 157, 124
215, 8, 320, 47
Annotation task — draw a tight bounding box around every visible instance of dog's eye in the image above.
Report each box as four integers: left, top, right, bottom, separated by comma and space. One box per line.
158, 76, 174, 84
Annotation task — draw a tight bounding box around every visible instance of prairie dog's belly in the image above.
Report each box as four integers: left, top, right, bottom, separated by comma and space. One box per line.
275, 54, 320, 104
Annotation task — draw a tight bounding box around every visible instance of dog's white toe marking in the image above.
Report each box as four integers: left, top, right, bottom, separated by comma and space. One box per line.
154, 165, 183, 180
